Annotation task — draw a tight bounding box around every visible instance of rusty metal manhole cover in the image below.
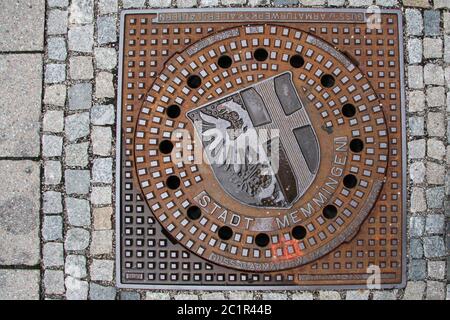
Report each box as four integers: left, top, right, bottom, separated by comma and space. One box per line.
116, 8, 406, 290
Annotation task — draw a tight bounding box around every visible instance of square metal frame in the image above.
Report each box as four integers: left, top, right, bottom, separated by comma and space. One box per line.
115, 7, 407, 291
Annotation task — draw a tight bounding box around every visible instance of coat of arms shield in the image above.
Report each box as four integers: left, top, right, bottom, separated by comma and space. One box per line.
187, 72, 320, 209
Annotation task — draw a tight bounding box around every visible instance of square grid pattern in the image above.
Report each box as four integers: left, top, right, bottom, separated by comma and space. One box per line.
116, 8, 406, 290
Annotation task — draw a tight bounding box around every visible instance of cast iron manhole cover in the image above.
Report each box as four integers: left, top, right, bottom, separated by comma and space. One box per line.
116, 8, 406, 290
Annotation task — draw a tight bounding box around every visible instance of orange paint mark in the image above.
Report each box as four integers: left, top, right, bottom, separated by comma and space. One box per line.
271, 239, 304, 260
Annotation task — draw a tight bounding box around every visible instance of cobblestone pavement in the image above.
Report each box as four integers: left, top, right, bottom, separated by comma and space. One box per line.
0, 0, 449, 300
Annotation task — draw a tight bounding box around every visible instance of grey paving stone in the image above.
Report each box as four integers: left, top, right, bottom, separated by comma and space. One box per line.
0, 270, 40, 300
426, 214, 445, 234
43, 215, 63, 241
424, 10, 440, 36
42, 135, 63, 158
262, 292, 287, 301
445, 36, 450, 63
44, 85, 67, 107
44, 161, 62, 185
174, 293, 199, 300
426, 281, 446, 300
65, 142, 89, 167
409, 117, 424, 136
45, 64, 66, 84
411, 187, 426, 212
408, 139, 426, 159
327, 0, 345, 5
444, 201, 450, 217
202, 292, 226, 300
318, 291, 341, 300
47, 10, 68, 35
146, 292, 171, 300
68, 84, 92, 110
43, 191, 63, 214
249, 0, 269, 4
426, 86, 446, 107
408, 91, 425, 112
423, 38, 443, 59
65, 228, 90, 251
43, 242, 64, 268
291, 292, 314, 300
423, 236, 446, 258
44, 270, 65, 295
300, 0, 326, 4
69, 0, 94, 24
65, 276, 88, 300
403, 281, 425, 300
93, 207, 112, 230
444, 67, 450, 89
426, 187, 445, 209
376, 0, 397, 6
65, 255, 87, 278
372, 290, 397, 300
120, 291, 141, 300
345, 290, 370, 300
408, 66, 423, 89
69, 57, 94, 80
90, 283, 117, 300
99, 0, 118, 14
0, 0, 45, 51
65, 170, 90, 195
176, 0, 198, 7
95, 72, 115, 98
274, 0, 299, 4
97, 16, 117, 45
200, 0, 220, 6
41, 134, 62, 158
68, 25, 94, 53
424, 64, 444, 85
0, 54, 42, 157
406, 9, 423, 36
43, 110, 65, 133
427, 112, 445, 137
90, 259, 114, 281
90, 230, 113, 255
91, 186, 112, 205
403, 0, 429, 7
67, 197, 91, 227
409, 215, 425, 237
410, 161, 425, 184
446, 172, 450, 195
48, 37, 67, 61
445, 12, 450, 34
447, 284, 450, 300
92, 126, 112, 156
123, 0, 146, 8
409, 259, 427, 280
426, 162, 445, 185
435, 0, 450, 8
428, 261, 446, 279
91, 105, 115, 125
95, 47, 117, 70
407, 38, 422, 64
447, 121, 450, 145
347, 0, 373, 5
92, 158, 113, 183
410, 238, 424, 259
49, 0, 69, 7
65, 113, 90, 142
428, 139, 446, 161
0, 161, 40, 265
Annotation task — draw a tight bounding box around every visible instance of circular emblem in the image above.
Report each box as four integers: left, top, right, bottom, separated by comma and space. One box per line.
133, 25, 388, 272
